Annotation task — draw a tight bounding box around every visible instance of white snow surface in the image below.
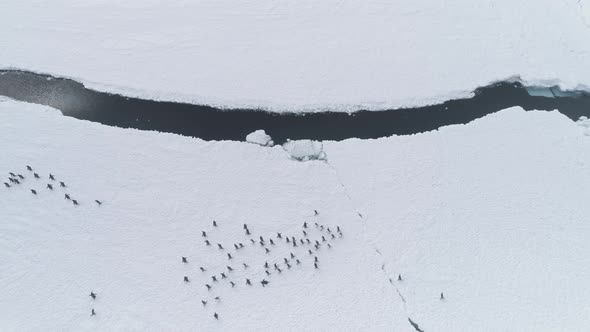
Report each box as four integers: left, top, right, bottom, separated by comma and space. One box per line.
1, 0, 590, 112
2, 98, 590, 331
245, 130, 273, 147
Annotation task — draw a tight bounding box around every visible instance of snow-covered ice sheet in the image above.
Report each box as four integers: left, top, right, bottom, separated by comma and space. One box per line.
1, 0, 590, 112
2, 99, 590, 330
0, 98, 406, 331
325, 107, 590, 331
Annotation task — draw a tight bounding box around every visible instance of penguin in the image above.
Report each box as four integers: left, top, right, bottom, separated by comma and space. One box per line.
234, 244, 239, 250
47, 184, 53, 190
303, 222, 308, 228
17, 174, 24, 180
246, 278, 252, 286
26, 165, 32, 171
214, 313, 219, 320
286, 263, 291, 269
296, 259, 301, 265
261, 279, 269, 287
242, 263, 249, 269
60, 181, 66, 187
72, 200, 79, 206
3, 182, 9, 188
95, 200, 102, 206
201, 300, 207, 306
221, 273, 227, 279
250, 239, 256, 244
89, 291, 96, 300
182, 257, 188, 263
49, 174, 55, 181
227, 266, 233, 272
212, 276, 218, 282
30, 189, 37, 195
277, 232, 282, 239
239, 243, 244, 248
322, 236, 326, 242
283, 258, 289, 264
243, 223, 248, 230
206, 284, 212, 290
270, 239, 275, 245
246, 228, 251, 235
202, 231, 207, 237
303, 230, 307, 236
213, 220, 217, 227
314, 210, 319, 216
398, 274, 403, 281
184, 276, 190, 282
230, 281, 236, 288
205, 240, 211, 246
440, 292, 445, 300
290, 252, 295, 259
34, 173, 40, 179
217, 243, 224, 250
314, 263, 319, 269
200, 267, 206, 272
264, 261, 269, 269
65, 193, 71, 200
91, 309, 96, 316
227, 253, 233, 260
265, 248, 270, 254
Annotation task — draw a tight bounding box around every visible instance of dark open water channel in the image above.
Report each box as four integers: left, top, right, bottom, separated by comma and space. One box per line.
1, 70, 589, 144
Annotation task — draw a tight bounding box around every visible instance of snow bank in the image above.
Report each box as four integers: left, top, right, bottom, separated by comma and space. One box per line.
2, 98, 590, 331
245, 130, 274, 147
1, 0, 590, 112
282, 139, 327, 161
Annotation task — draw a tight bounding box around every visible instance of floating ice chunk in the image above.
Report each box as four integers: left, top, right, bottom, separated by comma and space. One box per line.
282, 139, 327, 161
246, 129, 274, 146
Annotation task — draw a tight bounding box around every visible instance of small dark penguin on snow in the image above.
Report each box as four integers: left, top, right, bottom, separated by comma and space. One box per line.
95, 200, 102, 206
34, 173, 40, 179
60, 181, 66, 187
49, 174, 55, 181
206, 284, 212, 290
89, 291, 96, 300
26, 165, 32, 171
213, 220, 217, 227
47, 184, 53, 190
72, 200, 79, 205
30, 189, 37, 195
65, 193, 70, 200
182, 257, 188, 263
184, 276, 190, 282
91, 309, 96, 316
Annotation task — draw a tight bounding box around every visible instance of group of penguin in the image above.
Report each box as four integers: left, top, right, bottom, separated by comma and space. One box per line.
184, 210, 344, 321
4, 165, 102, 207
